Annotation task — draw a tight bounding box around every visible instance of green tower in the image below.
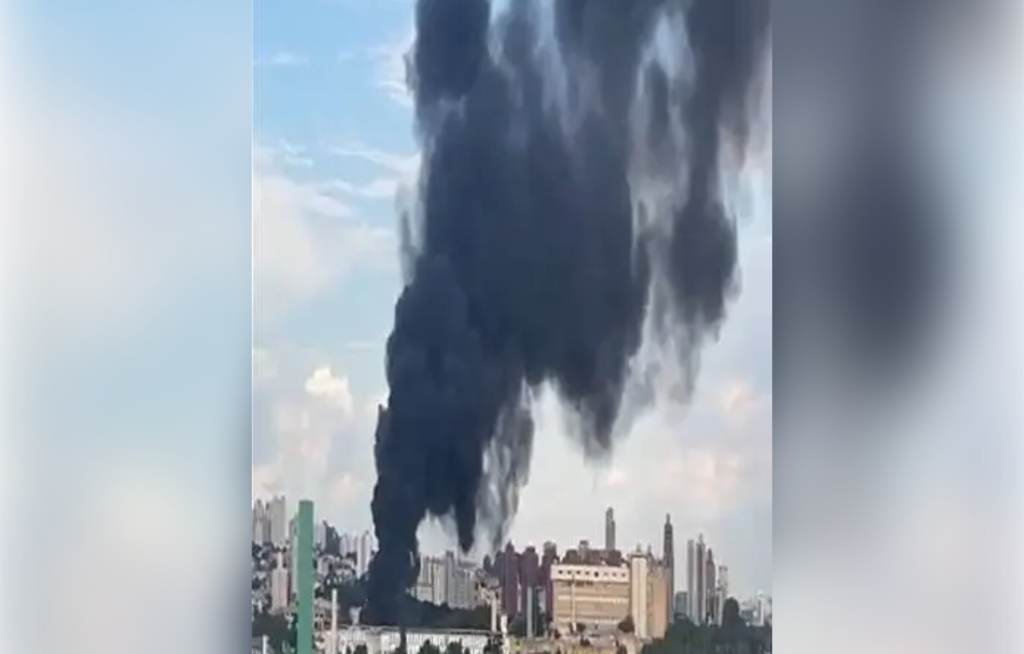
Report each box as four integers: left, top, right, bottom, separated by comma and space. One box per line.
296, 499, 314, 654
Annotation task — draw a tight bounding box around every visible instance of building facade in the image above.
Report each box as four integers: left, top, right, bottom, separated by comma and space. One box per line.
551, 562, 631, 634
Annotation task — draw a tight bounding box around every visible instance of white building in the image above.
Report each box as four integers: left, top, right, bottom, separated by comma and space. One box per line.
326, 627, 492, 654
356, 531, 375, 577
268, 495, 288, 546
271, 552, 290, 611
629, 554, 650, 639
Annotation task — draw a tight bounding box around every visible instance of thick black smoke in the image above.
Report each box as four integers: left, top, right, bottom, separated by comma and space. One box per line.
364, 0, 769, 625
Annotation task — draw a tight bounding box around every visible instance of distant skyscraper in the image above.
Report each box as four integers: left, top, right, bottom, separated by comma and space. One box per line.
716, 565, 729, 625
705, 548, 717, 623
686, 539, 697, 620
252, 500, 267, 545
520, 545, 540, 616
695, 535, 707, 623
501, 542, 520, 618
662, 515, 675, 624
356, 531, 374, 577
541, 541, 558, 618
269, 495, 288, 546
271, 552, 290, 610
604, 507, 616, 553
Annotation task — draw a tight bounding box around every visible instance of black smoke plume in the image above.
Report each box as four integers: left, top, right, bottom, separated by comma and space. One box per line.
364, 0, 770, 625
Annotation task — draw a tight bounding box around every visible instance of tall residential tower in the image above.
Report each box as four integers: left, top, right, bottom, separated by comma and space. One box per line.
604, 507, 616, 553
662, 514, 674, 626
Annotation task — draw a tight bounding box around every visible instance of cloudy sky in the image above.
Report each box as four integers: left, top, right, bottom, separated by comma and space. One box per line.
252, 0, 773, 599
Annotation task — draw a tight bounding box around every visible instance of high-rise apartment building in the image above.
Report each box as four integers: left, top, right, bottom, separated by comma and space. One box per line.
695, 535, 706, 623
252, 500, 267, 545
500, 542, 520, 618
269, 495, 288, 546
314, 521, 327, 550
662, 515, 674, 625
604, 507, 616, 553
520, 546, 540, 615
686, 539, 696, 621
541, 541, 558, 618
716, 565, 729, 625
705, 549, 717, 623
686, 535, 709, 623
271, 552, 290, 611
355, 531, 374, 577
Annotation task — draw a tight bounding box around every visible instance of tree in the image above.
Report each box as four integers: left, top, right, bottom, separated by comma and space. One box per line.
252, 612, 294, 653
353, 644, 368, 654
508, 616, 527, 638
418, 641, 441, 654
444, 641, 465, 654
722, 598, 743, 630
617, 615, 635, 634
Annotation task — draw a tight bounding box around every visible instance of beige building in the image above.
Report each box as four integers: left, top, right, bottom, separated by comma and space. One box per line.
551, 562, 631, 634
644, 561, 670, 640
550, 554, 670, 640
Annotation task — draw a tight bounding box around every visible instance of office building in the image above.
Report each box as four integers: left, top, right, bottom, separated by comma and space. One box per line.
605, 508, 616, 553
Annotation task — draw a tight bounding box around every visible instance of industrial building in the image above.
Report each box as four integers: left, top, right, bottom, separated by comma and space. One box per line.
549, 551, 671, 640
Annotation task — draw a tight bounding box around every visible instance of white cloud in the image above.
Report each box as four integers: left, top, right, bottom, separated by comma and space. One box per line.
330, 144, 421, 179
304, 366, 355, 416
253, 356, 377, 521
367, 28, 415, 108
261, 51, 309, 67
326, 144, 421, 204
254, 147, 395, 322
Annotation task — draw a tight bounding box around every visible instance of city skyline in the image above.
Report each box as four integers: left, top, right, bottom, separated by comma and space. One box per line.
252, 496, 764, 600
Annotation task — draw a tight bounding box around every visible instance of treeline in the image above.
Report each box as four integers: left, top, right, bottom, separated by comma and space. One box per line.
639, 620, 771, 654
